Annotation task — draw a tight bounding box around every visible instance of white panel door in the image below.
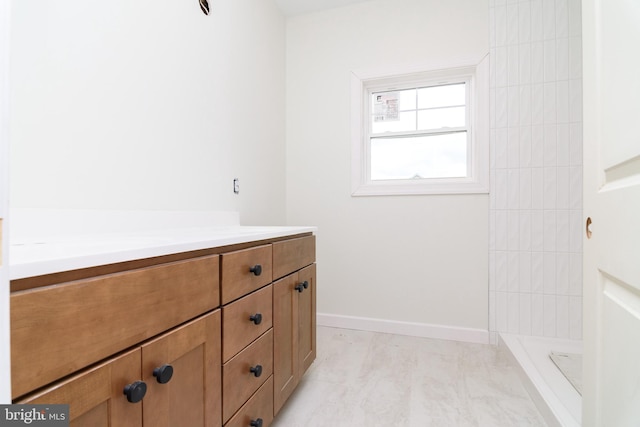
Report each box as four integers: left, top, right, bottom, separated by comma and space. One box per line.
582, 0, 640, 426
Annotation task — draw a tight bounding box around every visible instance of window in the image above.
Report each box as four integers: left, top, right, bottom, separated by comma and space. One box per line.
351, 56, 489, 196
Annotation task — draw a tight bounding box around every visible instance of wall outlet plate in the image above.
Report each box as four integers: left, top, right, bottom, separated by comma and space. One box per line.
233, 178, 239, 194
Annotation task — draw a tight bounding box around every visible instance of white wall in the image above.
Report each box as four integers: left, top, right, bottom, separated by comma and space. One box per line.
286, 0, 490, 336
488, 0, 583, 341
9, 0, 286, 226
0, 0, 11, 404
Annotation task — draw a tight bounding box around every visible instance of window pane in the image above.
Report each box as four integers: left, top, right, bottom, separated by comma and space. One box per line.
417, 106, 465, 130
371, 111, 416, 134
372, 89, 416, 112
370, 132, 467, 180
418, 83, 466, 109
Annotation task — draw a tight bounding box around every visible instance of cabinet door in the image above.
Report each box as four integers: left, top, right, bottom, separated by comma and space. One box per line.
18, 348, 143, 427
297, 264, 316, 376
272, 273, 299, 415
141, 310, 222, 427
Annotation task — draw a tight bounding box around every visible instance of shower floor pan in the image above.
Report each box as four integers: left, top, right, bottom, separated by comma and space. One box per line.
500, 333, 582, 427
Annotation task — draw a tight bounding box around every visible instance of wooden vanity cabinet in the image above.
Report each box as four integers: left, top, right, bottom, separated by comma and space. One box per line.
272, 238, 317, 415
10, 233, 316, 427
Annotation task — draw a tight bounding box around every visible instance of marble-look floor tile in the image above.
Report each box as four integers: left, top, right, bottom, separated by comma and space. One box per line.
272, 327, 547, 427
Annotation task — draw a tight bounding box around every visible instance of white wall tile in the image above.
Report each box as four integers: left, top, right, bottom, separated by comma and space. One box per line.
569, 122, 582, 166
495, 46, 508, 88
490, 49, 497, 87
556, 252, 570, 295
519, 2, 531, 43
519, 293, 532, 335
555, 0, 569, 38
531, 42, 544, 84
543, 40, 557, 82
508, 292, 520, 333
519, 43, 532, 85
489, 289, 496, 330
531, 83, 544, 125
495, 169, 508, 210
557, 123, 570, 166
508, 169, 520, 210
556, 37, 569, 80
544, 167, 558, 210
568, 0, 582, 37
532, 167, 544, 209
520, 210, 533, 251
532, 293, 544, 336
569, 166, 582, 210
520, 126, 532, 167
507, 4, 519, 46
532, 251, 544, 292
556, 80, 570, 123
543, 294, 557, 337
532, 211, 544, 252
508, 127, 520, 168
543, 82, 557, 124
557, 166, 570, 209
508, 210, 520, 251
543, 252, 557, 295
490, 168, 497, 210
531, 125, 544, 166
520, 251, 532, 292
519, 85, 532, 126
495, 5, 507, 47
543, 124, 557, 166
556, 295, 569, 338
543, 209, 557, 251
569, 252, 582, 296
569, 78, 583, 122
496, 87, 509, 127
495, 127, 508, 168
543, 0, 556, 40
496, 291, 508, 332
569, 210, 583, 252
531, 0, 544, 42
569, 296, 582, 340
556, 208, 570, 251
520, 168, 532, 210
490, 128, 496, 169
508, 45, 520, 87
495, 0, 506, 5
496, 209, 508, 251
490, 7, 496, 48
489, 210, 496, 251
508, 86, 520, 127
569, 36, 582, 80
490, 86, 497, 128
496, 251, 509, 292
508, 252, 520, 293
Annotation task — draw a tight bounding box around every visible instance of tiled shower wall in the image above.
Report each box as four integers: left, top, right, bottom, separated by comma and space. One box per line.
488, 0, 583, 341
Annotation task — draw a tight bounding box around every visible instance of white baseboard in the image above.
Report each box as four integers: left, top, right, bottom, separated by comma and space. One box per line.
317, 313, 490, 344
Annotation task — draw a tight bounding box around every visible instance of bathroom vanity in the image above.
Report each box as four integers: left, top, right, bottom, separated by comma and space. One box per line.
8, 219, 316, 427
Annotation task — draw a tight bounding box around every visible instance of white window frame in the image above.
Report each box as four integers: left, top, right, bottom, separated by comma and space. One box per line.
351, 55, 489, 196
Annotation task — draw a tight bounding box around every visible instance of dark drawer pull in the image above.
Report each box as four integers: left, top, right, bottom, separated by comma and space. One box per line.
123, 381, 147, 403
249, 313, 263, 325
153, 364, 174, 384
249, 364, 263, 378
249, 265, 262, 276
250, 418, 263, 427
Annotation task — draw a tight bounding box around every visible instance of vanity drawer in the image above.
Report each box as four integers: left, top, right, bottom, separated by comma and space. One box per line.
224, 376, 274, 427
222, 285, 273, 362
222, 329, 273, 423
272, 235, 315, 280
221, 245, 273, 304
10, 255, 220, 399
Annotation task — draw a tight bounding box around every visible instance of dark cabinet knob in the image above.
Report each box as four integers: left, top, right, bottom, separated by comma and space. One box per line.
302, 280, 309, 289
249, 265, 262, 276
153, 364, 174, 384
123, 381, 147, 403
249, 364, 263, 378
249, 313, 263, 325
250, 418, 263, 427
294, 282, 305, 293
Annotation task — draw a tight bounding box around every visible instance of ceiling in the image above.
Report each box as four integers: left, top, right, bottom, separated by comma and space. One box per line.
274, 0, 376, 16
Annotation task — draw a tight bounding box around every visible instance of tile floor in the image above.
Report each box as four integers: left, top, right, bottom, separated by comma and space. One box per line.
272, 326, 548, 427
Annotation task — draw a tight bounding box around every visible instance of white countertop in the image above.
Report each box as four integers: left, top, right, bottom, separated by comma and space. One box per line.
9, 209, 316, 280
10, 225, 316, 280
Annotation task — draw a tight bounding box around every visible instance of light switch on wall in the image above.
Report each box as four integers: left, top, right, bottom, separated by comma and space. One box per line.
233, 178, 239, 194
